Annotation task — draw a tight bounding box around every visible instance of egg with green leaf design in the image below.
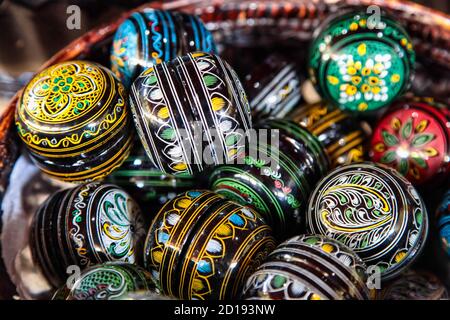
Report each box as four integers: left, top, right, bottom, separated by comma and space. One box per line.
307, 162, 428, 280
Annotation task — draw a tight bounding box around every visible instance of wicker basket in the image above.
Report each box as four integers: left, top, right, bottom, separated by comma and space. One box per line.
0, 0, 449, 299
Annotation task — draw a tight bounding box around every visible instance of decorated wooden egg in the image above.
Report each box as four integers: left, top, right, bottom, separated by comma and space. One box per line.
242, 234, 369, 300
111, 9, 216, 88
143, 190, 276, 300
52, 262, 156, 300
15, 60, 133, 182
378, 270, 448, 300
437, 189, 450, 260
308, 10, 415, 112
130, 52, 252, 175
209, 119, 329, 238
107, 140, 196, 211
30, 182, 146, 288
244, 54, 301, 120
289, 101, 371, 167
307, 162, 428, 280
370, 98, 449, 185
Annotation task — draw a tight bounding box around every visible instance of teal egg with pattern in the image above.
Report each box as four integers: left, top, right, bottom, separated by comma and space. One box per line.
209, 120, 329, 239
308, 10, 415, 112
437, 189, 450, 259
111, 9, 216, 88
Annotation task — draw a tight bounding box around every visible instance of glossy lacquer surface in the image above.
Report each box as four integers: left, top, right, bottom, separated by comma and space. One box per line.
15, 60, 133, 182
30, 182, 145, 288
107, 139, 196, 210
290, 101, 370, 168
130, 52, 252, 175
370, 98, 449, 185
309, 10, 415, 113
242, 234, 369, 300
53, 262, 155, 300
143, 190, 275, 300
111, 9, 216, 88
209, 120, 329, 239
307, 162, 428, 280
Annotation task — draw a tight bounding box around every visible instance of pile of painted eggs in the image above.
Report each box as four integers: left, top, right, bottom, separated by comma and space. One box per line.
13, 8, 450, 300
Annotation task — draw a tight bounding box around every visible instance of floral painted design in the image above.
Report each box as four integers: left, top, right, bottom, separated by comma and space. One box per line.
27, 62, 103, 122
309, 11, 415, 112
326, 41, 404, 112
244, 155, 301, 209
373, 116, 437, 181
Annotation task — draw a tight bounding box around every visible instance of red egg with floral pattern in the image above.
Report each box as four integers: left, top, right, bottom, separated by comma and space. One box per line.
370, 98, 449, 186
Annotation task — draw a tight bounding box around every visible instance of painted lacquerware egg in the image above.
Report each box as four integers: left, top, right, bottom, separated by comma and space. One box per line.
209, 120, 329, 239
308, 10, 415, 113
242, 234, 369, 300
244, 54, 302, 121
290, 101, 371, 167
370, 98, 449, 186
15, 60, 133, 182
143, 190, 276, 300
130, 52, 252, 175
307, 162, 428, 280
111, 9, 216, 88
30, 182, 146, 288
53, 262, 155, 300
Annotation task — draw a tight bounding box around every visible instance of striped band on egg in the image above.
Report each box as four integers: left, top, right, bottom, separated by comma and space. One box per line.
130, 52, 252, 175
242, 234, 369, 300
250, 63, 301, 119
144, 190, 275, 300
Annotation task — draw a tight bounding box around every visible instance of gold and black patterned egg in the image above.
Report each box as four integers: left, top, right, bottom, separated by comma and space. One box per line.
130, 52, 252, 175
111, 9, 217, 88
52, 262, 156, 300
15, 60, 133, 182
308, 10, 415, 113
242, 234, 370, 300
143, 190, 276, 300
289, 101, 371, 168
307, 162, 428, 281
209, 119, 329, 239
30, 182, 146, 288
